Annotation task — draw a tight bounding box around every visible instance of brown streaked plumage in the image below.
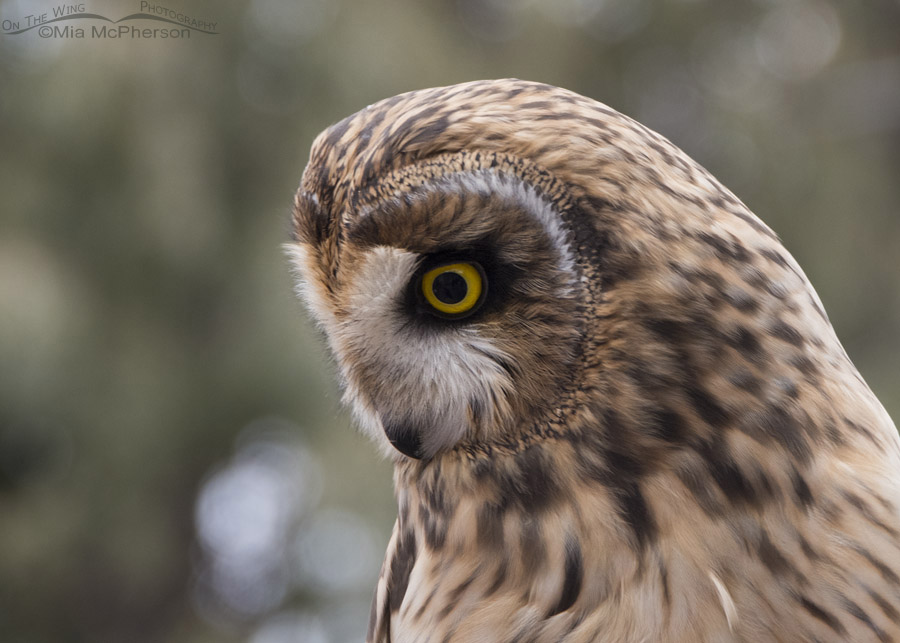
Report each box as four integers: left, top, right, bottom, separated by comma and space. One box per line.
287, 79, 900, 642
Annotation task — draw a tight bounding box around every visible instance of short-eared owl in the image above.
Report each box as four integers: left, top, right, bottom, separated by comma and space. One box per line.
288, 80, 900, 642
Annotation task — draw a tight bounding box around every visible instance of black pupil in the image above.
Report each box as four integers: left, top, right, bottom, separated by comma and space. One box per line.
432, 271, 468, 305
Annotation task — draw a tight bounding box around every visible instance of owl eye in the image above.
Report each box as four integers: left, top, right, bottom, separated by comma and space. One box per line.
419, 261, 486, 318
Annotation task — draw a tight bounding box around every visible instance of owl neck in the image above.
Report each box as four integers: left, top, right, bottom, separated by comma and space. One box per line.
388, 439, 670, 628
392, 422, 662, 557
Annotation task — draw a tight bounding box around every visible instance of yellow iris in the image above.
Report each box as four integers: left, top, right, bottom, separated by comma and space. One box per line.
421, 262, 483, 316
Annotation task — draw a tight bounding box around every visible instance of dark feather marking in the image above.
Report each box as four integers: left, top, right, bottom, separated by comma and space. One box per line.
648, 407, 689, 444
874, 494, 896, 513
791, 355, 820, 378
521, 518, 546, 573
648, 139, 685, 173
868, 587, 900, 624
676, 461, 724, 517
686, 385, 732, 428
413, 585, 439, 622
642, 318, 733, 428
729, 368, 763, 394
417, 466, 452, 551
644, 166, 707, 209
617, 480, 658, 548
322, 114, 352, 150
844, 417, 882, 448
760, 247, 790, 268
777, 376, 800, 399
697, 232, 752, 263
810, 294, 829, 321
707, 189, 740, 207
625, 358, 674, 393
476, 503, 503, 549
798, 596, 847, 634
798, 534, 820, 561
486, 557, 509, 596
447, 573, 477, 605
854, 544, 900, 586
823, 417, 844, 445
769, 319, 805, 347
755, 468, 777, 501
422, 469, 452, 517
659, 558, 671, 612
642, 316, 687, 344
725, 325, 763, 356
518, 100, 553, 110
437, 578, 476, 619
422, 505, 446, 549
671, 264, 726, 291
602, 414, 647, 479
742, 266, 782, 298
730, 208, 780, 240
843, 490, 900, 539
583, 116, 614, 132
572, 410, 660, 547
844, 598, 892, 642
723, 287, 761, 313
758, 529, 794, 578
355, 111, 387, 164
697, 436, 763, 507
751, 405, 812, 463
549, 536, 584, 616
514, 445, 561, 512
599, 243, 642, 289
388, 527, 417, 613
791, 467, 814, 509
404, 113, 451, 150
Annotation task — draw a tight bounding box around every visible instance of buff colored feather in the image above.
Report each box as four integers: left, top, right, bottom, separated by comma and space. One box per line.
288, 80, 900, 642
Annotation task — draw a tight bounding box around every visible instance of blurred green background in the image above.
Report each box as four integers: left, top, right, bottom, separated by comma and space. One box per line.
1, 0, 898, 641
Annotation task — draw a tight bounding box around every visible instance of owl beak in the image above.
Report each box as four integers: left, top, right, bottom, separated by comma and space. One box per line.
380, 417, 425, 459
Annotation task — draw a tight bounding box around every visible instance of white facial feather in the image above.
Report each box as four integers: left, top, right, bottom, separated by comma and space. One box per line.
337, 246, 516, 458
285, 243, 332, 327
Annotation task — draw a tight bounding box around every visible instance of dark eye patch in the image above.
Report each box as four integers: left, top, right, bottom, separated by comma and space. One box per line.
402, 242, 522, 326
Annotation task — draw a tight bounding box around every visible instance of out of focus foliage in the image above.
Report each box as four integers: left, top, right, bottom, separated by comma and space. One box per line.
1, 0, 898, 641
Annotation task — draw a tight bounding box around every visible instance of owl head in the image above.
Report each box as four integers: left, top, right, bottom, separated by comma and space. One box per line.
289, 157, 584, 460
288, 79, 855, 467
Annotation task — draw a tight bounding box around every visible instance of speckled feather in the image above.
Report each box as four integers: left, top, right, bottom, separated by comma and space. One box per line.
288, 79, 900, 642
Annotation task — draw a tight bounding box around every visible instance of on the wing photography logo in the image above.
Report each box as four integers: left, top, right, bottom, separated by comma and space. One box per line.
1, 2, 218, 39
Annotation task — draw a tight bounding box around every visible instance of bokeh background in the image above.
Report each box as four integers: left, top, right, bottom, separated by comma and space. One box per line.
1, 0, 899, 641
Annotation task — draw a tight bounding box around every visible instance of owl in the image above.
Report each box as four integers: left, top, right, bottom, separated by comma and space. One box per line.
287, 80, 900, 642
